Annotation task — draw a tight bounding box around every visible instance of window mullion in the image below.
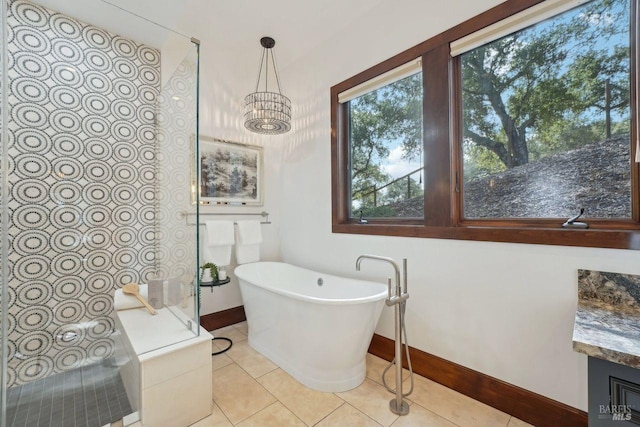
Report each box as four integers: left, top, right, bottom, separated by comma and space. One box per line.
423, 46, 453, 227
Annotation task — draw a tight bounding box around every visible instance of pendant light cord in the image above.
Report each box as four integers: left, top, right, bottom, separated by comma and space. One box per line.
254, 48, 266, 93
271, 49, 283, 94
253, 45, 284, 95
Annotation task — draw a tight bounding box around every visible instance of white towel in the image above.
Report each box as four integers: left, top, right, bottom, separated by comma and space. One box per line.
236, 221, 263, 245
204, 221, 235, 266
114, 284, 148, 310
235, 220, 262, 264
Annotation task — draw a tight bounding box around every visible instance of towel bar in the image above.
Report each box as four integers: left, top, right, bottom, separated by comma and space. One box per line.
179, 211, 271, 225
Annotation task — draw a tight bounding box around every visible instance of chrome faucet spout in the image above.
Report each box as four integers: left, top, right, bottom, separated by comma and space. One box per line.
355, 254, 401, 298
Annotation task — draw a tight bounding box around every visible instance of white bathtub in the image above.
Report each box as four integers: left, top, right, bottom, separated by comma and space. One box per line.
235, 262, 387, 392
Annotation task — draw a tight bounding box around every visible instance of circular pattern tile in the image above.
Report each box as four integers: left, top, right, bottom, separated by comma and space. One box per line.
83, 205, 111, 227
14, 52, 50, 79
51, 205, 83, 228
54, 300, 86, 324
12, 76, 48, 103
13, 179, 48, 204
12, 2, 49, 28
51, 252, 84, 277
86, 295, 112, 317
16, 356, 53, 383
53, 276, 85, 300
17, 331, 53, 357
84, 138, 112, 160
51, 37, 83, 64
84, 250, 111, 272
15, 128, 52, 153
54, 347, 86, 371
82, 182, 111, 204
14, 154, 50, 179
51, 157, 83, 180
87, 317, 114, 339
84, 229, 111, 250
13, 229, 49, 256
15, 306, 53, 333
15, 281, 52, 307
49, 13, 82, 39
85, 272, 113, 295
13, 205, 49, 230
50, 181, 82, 205
51, 134, 82, 158
51, 228, 83, 252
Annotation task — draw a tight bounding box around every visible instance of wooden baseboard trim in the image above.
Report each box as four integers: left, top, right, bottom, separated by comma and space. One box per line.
368, 334, 587, 427
200, 306, 246, 331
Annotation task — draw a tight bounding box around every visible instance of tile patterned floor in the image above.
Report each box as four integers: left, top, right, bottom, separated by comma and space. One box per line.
172, 321, 535, 427
6, 361, 132, 427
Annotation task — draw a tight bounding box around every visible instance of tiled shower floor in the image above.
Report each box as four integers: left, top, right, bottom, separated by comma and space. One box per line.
6, 361, 132, 427
177, 322, 535, 427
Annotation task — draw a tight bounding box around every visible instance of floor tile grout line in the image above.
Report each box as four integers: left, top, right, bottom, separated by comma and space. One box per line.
308, 401, 346, 427
222, 347, 278, 381
234, 400, 308, 427
213, 361, 276, 426
213, 401, 234, 426
257, 369, 345, 427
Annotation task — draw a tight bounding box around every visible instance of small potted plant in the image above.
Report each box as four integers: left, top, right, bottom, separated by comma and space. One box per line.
200, 262, 218, 284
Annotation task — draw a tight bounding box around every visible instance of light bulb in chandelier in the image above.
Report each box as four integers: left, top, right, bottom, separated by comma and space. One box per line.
244, 37, 291, 134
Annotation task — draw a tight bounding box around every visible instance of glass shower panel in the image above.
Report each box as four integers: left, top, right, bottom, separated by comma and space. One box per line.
1, 0, 199, 426
1, 0, 8, 425
154, 44, 200, 332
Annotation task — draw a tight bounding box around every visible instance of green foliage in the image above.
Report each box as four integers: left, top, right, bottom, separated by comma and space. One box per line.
462, 0, 630, 173
381, 176, 423, 205
200, 262, 218, 282
350, 73, 423, 204
350, 0, 632, 196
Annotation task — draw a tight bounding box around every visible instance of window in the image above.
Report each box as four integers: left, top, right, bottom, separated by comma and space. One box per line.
347, 72, 423, 219
331, 0, 639, 249
458, 0, 632, 220
336, 60, 423, 220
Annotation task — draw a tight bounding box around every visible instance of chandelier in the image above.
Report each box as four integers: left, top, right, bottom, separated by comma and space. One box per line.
244, 37, 291, 135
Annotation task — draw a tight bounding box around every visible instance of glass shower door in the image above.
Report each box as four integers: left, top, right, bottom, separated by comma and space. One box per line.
0, 1, 200, 426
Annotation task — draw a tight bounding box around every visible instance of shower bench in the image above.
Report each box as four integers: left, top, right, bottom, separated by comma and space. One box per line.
113, 307, 213, 427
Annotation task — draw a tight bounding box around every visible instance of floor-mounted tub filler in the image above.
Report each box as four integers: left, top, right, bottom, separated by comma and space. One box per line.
235, 261, 387, 392
356, 255, 414, 416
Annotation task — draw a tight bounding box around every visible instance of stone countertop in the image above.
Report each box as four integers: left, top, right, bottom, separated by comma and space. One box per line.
573, 298, 640, 368
573, 270, 640, 368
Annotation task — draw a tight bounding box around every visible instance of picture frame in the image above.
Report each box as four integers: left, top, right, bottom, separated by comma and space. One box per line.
193, 136, 263, 206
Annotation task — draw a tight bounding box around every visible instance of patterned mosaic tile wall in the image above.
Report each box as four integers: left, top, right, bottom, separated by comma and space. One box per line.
5, 0, 160, 387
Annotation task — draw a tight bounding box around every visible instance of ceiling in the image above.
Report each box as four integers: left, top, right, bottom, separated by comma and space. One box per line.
31, 0, 389, 70
30, 0, 509, 74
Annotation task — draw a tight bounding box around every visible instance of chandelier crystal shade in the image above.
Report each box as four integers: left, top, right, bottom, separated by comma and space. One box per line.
244, 37, 291, 134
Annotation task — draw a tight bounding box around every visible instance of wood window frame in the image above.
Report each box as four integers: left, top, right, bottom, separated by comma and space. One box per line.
331, 0, 640, 250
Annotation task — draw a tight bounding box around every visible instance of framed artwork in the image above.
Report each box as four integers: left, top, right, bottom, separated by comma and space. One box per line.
194, 136, 263, 206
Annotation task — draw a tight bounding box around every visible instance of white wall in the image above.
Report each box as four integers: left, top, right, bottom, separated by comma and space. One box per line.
272, 0, 640, 412
195, 43, 284, 315
191, 0, 640, 411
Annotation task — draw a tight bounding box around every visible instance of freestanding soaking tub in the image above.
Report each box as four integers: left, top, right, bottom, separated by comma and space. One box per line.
235, 262, 387, 392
